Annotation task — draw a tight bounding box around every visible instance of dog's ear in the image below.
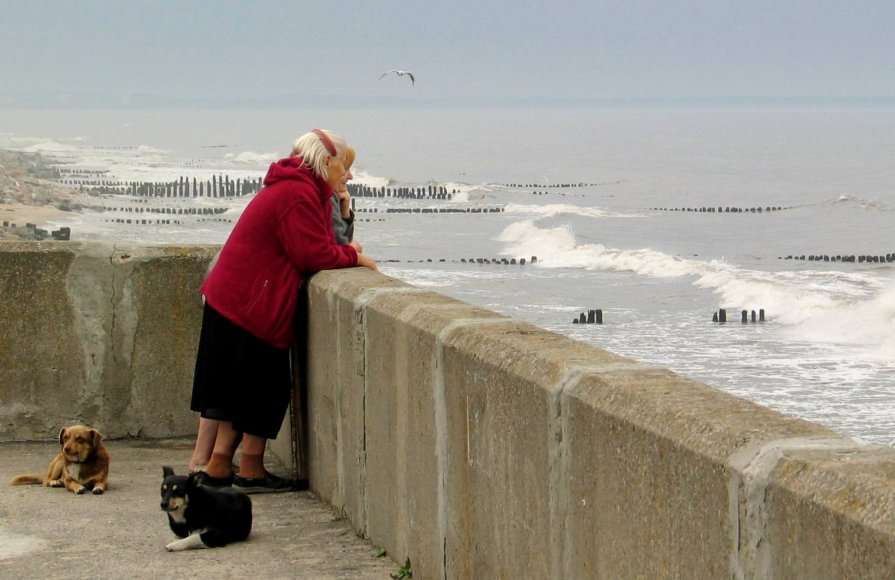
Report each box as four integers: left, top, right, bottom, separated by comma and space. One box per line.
58, 427, 67, 445
163, 466, 175, 477
88, 429, 104, 444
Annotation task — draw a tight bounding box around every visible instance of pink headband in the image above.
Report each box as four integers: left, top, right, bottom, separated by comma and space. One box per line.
312, 129, 337, 156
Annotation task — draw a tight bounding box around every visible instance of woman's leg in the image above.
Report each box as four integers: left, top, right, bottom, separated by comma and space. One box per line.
188, 417, 220, 472
237, 433, 268, 479
203, 420, 242, 479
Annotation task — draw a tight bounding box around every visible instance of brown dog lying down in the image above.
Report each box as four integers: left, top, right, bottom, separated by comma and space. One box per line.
11, 425, 111, 494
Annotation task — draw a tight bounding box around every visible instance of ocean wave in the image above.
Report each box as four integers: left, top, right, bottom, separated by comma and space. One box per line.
133, 145, 167, 154
497, 220, 697, 276
379, 266, 509, 288
351, 168, 391, 188
498, 220, 893, 351
21, 140, 80, 154
828, 195, 893, 211
223, 151, 278, 166
785, 275, 895, 357
503, 203, 608, 219
444, 184, 498, 203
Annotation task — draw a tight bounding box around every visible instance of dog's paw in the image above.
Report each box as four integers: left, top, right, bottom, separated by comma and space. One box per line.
165, 534, 206, 551
48, 480, 63, 488
92, 487, 105, 495
74, 486, 87, 494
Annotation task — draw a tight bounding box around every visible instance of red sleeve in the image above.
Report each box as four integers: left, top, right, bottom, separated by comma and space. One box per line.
277, 188, 358, 272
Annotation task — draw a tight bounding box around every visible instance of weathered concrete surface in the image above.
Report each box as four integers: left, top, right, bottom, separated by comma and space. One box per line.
0, 241, 216, 440
563, 369, 836, 578
305, 268, 895, 579
0, 438, 396, 578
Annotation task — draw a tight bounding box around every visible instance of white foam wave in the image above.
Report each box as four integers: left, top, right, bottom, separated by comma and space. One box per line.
785, 276, 895, 358
21, 140, 79, 154
497, 220, 697, 276
498, 220, 894, 357
380, 266, 507, 288
351, 168, 390, 188
504, 203, 607, 219
223, 151, 277, 165
134, 144, 167, 154
443, 183, 496, 203
830, 195, 893, 211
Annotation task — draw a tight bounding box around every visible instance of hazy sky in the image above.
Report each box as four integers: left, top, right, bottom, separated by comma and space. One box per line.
2, 0, 894, 104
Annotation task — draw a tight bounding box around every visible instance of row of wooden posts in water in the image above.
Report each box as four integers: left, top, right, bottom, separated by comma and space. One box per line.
781, 254, 894, 263
49, 173, 822, 222
61, 175, 264, 198
57, 173, 462, 201
377, 256, 539, 266
97, 206, 229, 216
651, 206, 788, 213
91, 202, 504, 217
571, 307, 768, 326
573, 309, 604, 325
713, 309, 766, 323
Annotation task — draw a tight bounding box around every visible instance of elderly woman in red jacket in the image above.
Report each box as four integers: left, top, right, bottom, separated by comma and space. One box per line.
191, 129, 376, 493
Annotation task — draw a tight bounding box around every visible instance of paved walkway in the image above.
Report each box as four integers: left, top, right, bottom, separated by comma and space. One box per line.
0, 438, 396, 579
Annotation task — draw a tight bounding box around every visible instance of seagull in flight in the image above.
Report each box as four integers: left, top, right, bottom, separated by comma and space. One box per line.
379, 69, 415, 85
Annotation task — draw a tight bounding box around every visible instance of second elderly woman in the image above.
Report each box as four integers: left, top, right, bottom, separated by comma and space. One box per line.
190, 129, 376, 493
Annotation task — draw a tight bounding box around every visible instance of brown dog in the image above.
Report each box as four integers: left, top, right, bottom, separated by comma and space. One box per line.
11, 425, 111, 494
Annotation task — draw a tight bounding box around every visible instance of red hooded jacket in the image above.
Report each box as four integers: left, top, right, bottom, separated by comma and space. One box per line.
201, 156, 358, 348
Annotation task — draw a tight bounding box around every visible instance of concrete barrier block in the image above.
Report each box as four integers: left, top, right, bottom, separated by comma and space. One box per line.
439, 321, 622, 579
356, 280, 506, 575
305, 270, 418, 529
0, 242, 85, 439
123, 246, 214, 436
0, 241, 217, 440
764, 446, 895, 577
564, 368, 836, 579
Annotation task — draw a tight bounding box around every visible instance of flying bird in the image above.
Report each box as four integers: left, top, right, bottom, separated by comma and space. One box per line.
379, 69, 415, 85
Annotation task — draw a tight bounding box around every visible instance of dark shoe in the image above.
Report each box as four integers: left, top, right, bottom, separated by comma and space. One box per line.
193, 463, 240, 474
232, 471, 307, 494
192, 470, 233, 488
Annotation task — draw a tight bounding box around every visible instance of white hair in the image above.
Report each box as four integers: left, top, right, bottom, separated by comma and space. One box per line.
291, 129, 347, 180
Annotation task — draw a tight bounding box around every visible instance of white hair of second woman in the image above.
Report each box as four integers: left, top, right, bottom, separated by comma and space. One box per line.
291, 129, 347, 181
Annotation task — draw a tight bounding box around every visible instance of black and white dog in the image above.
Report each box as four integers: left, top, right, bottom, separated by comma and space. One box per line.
160, 466, 252, 551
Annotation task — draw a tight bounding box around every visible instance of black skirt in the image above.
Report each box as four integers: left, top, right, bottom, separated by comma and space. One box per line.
190, 303, 292, 439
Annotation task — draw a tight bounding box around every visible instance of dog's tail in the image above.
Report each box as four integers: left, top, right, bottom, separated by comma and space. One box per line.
10, 474, 44, 485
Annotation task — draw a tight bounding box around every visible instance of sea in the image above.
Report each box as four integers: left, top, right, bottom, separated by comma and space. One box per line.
1, 106, 894, 445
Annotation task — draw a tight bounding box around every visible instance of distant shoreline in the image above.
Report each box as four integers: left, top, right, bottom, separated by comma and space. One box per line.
0, 148, 79, 239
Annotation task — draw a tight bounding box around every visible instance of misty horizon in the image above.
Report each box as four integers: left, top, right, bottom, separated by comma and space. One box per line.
2, 91, 894, 111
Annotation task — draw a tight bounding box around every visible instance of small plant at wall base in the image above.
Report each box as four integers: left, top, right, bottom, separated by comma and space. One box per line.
391, 558, 412, 579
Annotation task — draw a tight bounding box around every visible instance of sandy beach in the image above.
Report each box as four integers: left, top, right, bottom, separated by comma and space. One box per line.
0, 202, 68, 228
0, 148, 83, 239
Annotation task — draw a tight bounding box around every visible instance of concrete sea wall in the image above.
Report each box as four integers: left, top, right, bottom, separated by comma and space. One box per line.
0, 241, 216, 440
3, 243, 895, 578
297, 272, 895, 579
